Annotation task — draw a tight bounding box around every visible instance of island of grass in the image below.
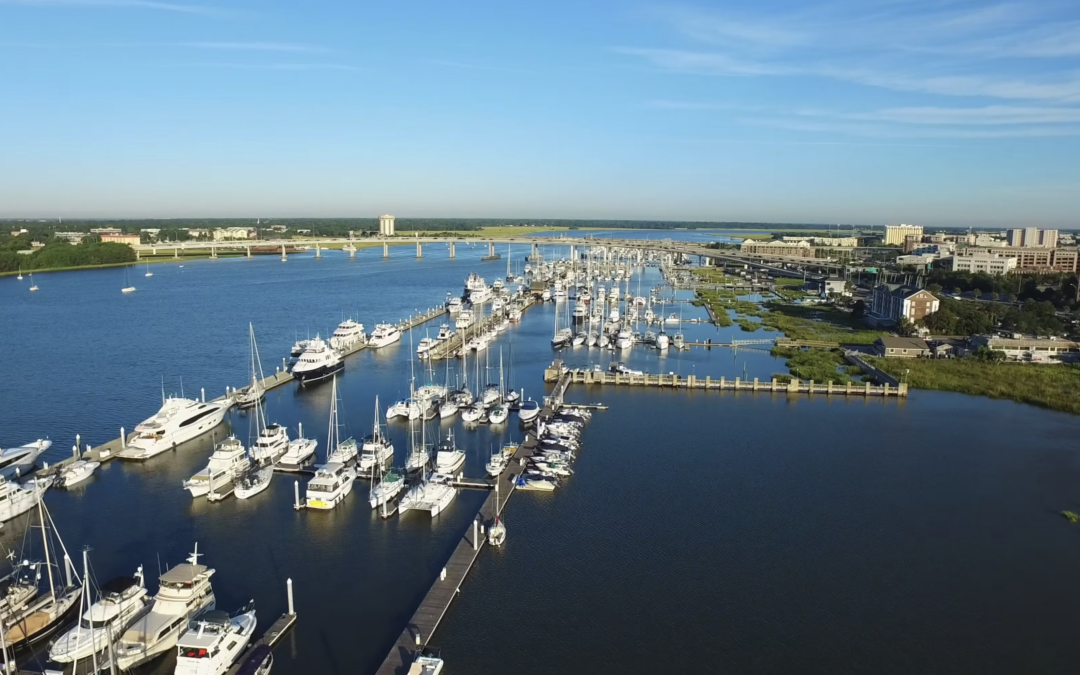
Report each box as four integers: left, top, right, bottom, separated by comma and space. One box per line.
868, 357, 1080, 416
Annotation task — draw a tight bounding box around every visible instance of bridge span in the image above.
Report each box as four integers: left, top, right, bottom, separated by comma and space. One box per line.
135, 235, 845, 274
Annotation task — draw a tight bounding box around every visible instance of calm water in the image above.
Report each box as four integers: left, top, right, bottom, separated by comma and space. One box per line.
2, 235, 1079, 674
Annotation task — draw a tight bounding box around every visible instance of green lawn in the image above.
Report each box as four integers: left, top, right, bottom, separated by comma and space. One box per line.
870, 357, 1080, 416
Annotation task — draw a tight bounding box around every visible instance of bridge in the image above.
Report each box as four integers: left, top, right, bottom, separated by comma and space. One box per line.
135, 234, 845, 274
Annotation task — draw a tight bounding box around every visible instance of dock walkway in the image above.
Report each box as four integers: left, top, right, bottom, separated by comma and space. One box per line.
547, 367, 907, 397
376, 447, 526, 674
224, 611, 298, 675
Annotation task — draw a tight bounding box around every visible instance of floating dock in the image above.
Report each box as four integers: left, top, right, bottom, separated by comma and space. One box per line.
427, 295, 537, 361
375, 447, 526, 674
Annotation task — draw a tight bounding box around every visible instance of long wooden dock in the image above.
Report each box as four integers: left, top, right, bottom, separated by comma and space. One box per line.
546, 367, 908, 397
375, 446, 526, 675
427, 295, 537, 361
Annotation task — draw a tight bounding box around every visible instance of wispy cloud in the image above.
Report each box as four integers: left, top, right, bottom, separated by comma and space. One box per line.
186, 62, 359, 71
0, 0, 221, 14
624, 2, 1080, 103
180, 42, 328, 53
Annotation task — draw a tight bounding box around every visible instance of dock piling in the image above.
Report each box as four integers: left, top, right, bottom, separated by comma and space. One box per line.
472, 520, 478, 551
201, 388, 205, 403
293, 481, 301, 510
120, 427, 126, 448
440, 568, 447, 581
287, 578, 295, 615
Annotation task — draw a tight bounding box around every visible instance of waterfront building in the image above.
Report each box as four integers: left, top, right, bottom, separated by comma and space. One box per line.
782, 235, 858, 247
1007, 228, 1058, 248
54, 231, 87, 244
884, 224, 924, 246
212, 227, 257, 241
951, 251, 1018, 275
100, 233, 141, 246
379, 214, 396, 236
875, 336, 931, 358
868, 284, 940, 325
969, 335, 1080, 362
739, 239, 813, 257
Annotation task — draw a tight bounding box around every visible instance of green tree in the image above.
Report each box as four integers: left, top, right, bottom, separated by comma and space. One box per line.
953, 287, 962, 296
973, 288, 983, 300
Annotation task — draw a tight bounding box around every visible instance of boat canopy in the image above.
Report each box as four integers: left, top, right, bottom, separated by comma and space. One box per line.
159, 563, 209, 586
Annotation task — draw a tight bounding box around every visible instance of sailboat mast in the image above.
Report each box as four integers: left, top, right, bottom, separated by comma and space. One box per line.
326, 376, 338, 455
37, 494, 56, 602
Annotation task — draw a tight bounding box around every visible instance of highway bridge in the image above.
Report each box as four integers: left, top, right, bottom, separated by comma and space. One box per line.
135, 234, 845, 275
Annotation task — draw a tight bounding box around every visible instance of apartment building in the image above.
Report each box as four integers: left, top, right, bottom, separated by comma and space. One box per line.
884, 224, 924, 245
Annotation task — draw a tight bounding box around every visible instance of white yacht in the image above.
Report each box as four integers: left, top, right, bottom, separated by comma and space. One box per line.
115, 547, 217, 671
305, 462, 356, 510
399, 472, 456, 517
50, 569, 150, 663
329, 319, 366, 351
174, 605, 256, 675
183, 436, 248, 498
517, 399, 541, 423
0, 439, 51, 479
656, 331, 670, 351
368, 323, 403, 348
434, 432, 465, 474
386, 399, 411, 420
416, 336, 436, 357
438, 399, 459, 418
487, 405, 509, 425
454, 309, 475, 330
436, 324, 454, 341
446, 296, 463, 313
118, 397, 233, 460
358, 397, 394, 473
460, 402, 484, 424
291, 336, 344, 384
249, 423, 289, 464
289, 339, 311, 358
278, 431, 318, 472
0, 477, 49, 522
409, 651, 445, 674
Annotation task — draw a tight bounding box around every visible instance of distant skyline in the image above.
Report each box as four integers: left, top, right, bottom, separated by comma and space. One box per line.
2, 0, 1079, 228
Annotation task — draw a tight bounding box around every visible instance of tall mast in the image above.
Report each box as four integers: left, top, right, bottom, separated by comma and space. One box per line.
326, 376, 338, 457
37, 493, 56, 603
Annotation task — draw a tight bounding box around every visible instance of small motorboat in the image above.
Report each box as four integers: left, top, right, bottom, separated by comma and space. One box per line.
58, 459, 100, 488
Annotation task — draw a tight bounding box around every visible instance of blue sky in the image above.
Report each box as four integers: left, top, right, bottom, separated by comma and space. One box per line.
2, 0, 1079, 227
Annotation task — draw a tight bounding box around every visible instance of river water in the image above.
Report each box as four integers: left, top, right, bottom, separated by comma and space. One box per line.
2, 233, 1079, 674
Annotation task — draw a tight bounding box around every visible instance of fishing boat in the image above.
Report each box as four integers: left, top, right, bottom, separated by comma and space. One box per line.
58, 459, 101, 488
114, 545, 216, 670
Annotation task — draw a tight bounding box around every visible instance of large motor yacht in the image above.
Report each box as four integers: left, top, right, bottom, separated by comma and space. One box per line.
119, 397, 233, 460
174, 605, 257, 675
277, 434, 317, 472
115, 547, 217, 671
183, 437, 248, 498
304, 462, 356, 510
291, 336, 344, 384
0, 439, 51, 480
328, 319, 366, 352
49, 569, 151, 663
368, 323, 403, 349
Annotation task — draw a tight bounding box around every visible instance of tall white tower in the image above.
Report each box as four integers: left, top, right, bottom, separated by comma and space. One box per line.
379, 214, 395, 237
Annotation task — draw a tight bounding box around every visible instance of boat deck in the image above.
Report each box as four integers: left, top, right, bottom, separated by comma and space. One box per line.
224, 611, 297, 675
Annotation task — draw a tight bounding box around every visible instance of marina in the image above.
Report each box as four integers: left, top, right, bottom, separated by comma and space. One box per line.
3, 238, 1079, 675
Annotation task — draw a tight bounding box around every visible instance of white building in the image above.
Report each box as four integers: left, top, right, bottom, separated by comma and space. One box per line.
1007, 228, 1058, 248
884, 224, 924, 246
213, 227, 256, 241
951, 251, 1018, 275
379, 214, 396, 236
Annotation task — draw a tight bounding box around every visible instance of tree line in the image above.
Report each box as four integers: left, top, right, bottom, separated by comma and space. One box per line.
0, 240, 135, 273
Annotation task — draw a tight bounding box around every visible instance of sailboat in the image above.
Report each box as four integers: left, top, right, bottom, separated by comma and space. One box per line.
16, 267, 23, 280
304, 386, 357, 510
0, 494, 83, 650
28, 272, 38, 292
359, 396, 394, 473
368, 412, 404, 511
121, 267, 136, 294
144, 262, 153, 278
233, 343, 277, 500
488, 481, 507, 546
235, 324, 266, 410
322, 376, 358, 466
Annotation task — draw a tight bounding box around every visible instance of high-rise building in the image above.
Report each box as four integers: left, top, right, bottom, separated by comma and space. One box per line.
884, 224, 923, 246
1007, 228, 1058, 248
378, 214, 395, 237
